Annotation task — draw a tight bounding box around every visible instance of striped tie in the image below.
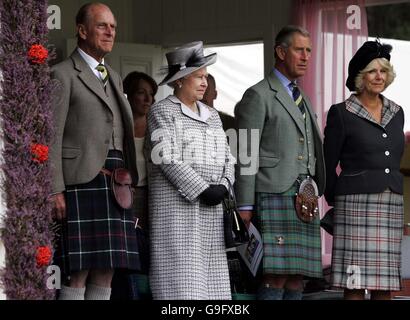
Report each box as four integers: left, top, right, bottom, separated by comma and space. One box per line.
290, 82, 305, 117
96, 63, 109, 86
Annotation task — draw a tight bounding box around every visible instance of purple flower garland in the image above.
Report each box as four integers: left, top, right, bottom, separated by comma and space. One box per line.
0, 0, 55, 299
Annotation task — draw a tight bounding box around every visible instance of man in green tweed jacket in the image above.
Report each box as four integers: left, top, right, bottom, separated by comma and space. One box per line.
235, 25, 325, 300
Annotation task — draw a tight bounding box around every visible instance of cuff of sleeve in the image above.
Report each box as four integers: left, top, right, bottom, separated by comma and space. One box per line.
180, 181, 209, 203
220, 177, 233, 193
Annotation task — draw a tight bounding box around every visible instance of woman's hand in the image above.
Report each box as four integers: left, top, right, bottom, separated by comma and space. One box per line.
199, 185, 227, 206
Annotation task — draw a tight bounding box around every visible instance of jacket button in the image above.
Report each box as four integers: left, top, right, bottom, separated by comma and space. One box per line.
298, 156, 303, 160
206, 129, 213, 135
299, 137, 305, 143
385, 151, 390, 156
385, 168, 390, 174
382, 133, 388, 138
211, 175, 218, 182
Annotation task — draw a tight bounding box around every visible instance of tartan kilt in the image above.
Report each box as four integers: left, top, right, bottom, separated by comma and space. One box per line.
55, 150, 140, 274
255, 181, 323, 279
331, 189, 403, 291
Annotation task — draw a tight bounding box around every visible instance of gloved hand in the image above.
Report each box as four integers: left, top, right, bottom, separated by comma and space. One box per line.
199, 184, 227, 206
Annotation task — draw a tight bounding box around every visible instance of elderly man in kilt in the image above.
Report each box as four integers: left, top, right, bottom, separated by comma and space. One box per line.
50, 2, 139, 300
235, 25, 325, 300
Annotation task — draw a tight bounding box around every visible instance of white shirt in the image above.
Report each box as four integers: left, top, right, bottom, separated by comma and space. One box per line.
77, 47, 106, 82
134, 137, 147, 187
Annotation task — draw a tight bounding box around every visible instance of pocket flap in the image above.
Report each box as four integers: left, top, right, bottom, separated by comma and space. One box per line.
62, 147, 80, 159
258, 156, 280, 168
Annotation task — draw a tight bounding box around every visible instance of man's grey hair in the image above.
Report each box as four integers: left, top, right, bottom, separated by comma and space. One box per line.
75, 2, 112, 40
274, 25, 310, 58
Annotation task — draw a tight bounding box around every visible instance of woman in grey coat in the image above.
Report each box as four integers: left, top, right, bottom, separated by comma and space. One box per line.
146, 41, 235, 300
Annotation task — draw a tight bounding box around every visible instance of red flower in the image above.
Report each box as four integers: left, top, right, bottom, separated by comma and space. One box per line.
31, 143, 49, 163
28, 44, 48, 64
36, 246, 52, 267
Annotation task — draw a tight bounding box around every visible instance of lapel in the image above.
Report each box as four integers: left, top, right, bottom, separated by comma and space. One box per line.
71, 50, 112, 112
267, 72, 305, 134
345, 94, 401, 128
105, 63, 134, 122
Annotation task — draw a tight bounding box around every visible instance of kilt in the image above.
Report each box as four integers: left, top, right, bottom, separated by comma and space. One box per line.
255, 181, 323, 279
331, 189, 403, 291
56, 150, 140, 274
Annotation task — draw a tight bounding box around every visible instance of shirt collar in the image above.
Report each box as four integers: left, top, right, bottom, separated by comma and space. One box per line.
273, 68, 296, 98
274, 68, 294, 89
168, 95, 211, 123
77, 47, 105, 70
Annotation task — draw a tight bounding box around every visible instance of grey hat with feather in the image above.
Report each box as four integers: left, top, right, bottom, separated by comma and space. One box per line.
159, 41, 216, 86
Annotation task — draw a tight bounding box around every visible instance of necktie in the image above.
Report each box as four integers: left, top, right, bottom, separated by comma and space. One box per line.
289, 82, 305, 117
96, 64, 109, 86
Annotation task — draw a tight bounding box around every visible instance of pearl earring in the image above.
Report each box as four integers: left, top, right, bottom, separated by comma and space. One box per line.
178, 83, 182, 89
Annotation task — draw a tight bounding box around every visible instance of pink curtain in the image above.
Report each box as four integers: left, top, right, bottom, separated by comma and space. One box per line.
292, 0, 368, 265
293, 0, 368, 129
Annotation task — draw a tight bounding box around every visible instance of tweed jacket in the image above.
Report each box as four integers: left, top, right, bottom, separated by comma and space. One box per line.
234, 72, 325, 207
50, 49, 137, 193
146, 95, 235, 299
324, 95, 405, 204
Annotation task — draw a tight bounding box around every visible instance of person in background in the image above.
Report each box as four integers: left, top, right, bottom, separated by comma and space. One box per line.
111, 71, 158, 300
50, 2, 139, 300
324, 40, 404, 300
146, 41, 235, 300
201, 73, 235, 132
234, 25, 325, 300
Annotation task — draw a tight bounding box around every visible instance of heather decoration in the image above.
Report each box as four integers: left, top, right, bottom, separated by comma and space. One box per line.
36, 246, 52, 267
31, 143, 49, 163
28, 44, 49, 65
0, 0, 56, 299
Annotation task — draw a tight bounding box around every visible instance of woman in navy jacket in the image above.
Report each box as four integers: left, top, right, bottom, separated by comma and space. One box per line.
324, 40, 405, 300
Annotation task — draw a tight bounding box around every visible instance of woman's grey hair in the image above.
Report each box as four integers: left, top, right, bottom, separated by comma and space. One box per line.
354, 58, 396, 93
274, 25, 310, 55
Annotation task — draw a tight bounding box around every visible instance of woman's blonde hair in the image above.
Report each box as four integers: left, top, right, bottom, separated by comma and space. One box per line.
354, 58, 396, 93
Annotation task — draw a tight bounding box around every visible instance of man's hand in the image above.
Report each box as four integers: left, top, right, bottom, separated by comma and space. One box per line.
239, 210, 253, 229
51, 193, 66, 220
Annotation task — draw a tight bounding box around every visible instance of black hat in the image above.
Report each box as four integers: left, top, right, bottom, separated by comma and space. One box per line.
346, 40, 393, 92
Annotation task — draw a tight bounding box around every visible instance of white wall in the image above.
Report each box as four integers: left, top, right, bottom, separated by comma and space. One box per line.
378, 37, 410, 131
205, 43, 265, 115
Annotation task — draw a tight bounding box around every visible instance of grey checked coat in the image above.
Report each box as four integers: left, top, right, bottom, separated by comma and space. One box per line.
146, 95, 235, 300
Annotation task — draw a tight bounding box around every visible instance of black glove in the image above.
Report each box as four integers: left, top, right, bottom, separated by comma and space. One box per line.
199, 185, 227, 206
